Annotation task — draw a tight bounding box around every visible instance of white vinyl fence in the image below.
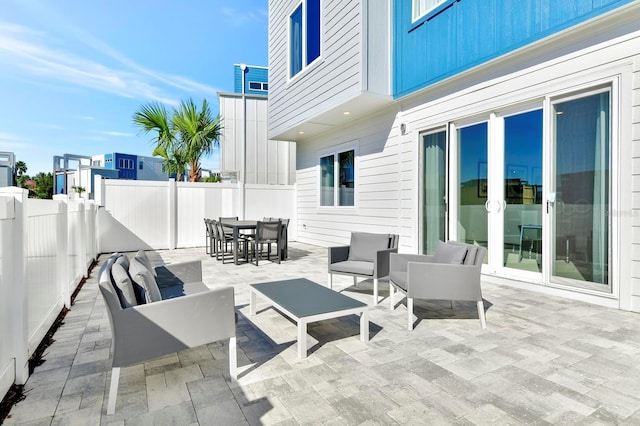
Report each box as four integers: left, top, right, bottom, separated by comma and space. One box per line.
0, 178, 295, 402
0, 188, 98, 401
95, 177, 297, 253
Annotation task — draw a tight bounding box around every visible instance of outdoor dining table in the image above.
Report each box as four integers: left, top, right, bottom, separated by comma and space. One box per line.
220, 219, 257, 265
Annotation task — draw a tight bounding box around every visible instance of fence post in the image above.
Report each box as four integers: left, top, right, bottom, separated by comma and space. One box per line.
93, 175, 104, 206
53, 194, 71, 307
3, 188, 29, 385
168, 178, 177, 249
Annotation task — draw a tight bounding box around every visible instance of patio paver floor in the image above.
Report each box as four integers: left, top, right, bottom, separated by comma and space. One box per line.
5, 242, 640, 425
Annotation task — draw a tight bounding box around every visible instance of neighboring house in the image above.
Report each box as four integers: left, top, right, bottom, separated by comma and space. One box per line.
268, 0, 640, 312
54, 153, 167, 198
0, 152, 16, 187
218, 64, 296, 185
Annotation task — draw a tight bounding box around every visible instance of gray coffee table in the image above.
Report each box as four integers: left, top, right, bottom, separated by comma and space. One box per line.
249, 278, 369, 358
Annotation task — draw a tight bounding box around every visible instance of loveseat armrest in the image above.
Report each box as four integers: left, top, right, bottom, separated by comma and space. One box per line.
374, 247, 399, 278
407, 262, 481, 301
328, 245, 350, 267
110, 286, 235, 367
154, 260, 203, 288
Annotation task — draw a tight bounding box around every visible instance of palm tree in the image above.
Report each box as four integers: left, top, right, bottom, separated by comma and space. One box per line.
172, 98, 221, 182
133, 99, 221, 182
133, 102, 186, 181
15, 160, 27, 177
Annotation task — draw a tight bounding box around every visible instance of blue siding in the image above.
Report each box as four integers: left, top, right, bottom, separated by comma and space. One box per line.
234, 65, 269, 95
393, 0, 633, 98
114, 153, 137, 180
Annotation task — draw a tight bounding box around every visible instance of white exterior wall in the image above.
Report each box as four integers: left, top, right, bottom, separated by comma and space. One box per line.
294, 11, 640, 312
268, 0, 365, 137
219, 93, 296, 185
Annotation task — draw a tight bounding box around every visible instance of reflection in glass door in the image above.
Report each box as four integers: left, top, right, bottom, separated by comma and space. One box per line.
422, 130, 447, 254
551, 90, 610, 291
502, 110, 543, 273
457, 122, 488, 261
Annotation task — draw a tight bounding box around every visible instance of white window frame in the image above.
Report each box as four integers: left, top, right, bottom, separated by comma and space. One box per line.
318, 143, 357, 208
412, 0, 446, 22
287, 0, 322, 81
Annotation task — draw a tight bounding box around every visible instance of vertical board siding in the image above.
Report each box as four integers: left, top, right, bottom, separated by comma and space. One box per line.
219, 94, 296, 185
269, 0, 364, 137
393, 0, 633, 97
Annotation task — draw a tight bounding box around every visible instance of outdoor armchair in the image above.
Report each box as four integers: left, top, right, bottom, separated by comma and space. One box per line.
328, 232, 399, 305
388, 241, 487, 330
98, 253, 237, 415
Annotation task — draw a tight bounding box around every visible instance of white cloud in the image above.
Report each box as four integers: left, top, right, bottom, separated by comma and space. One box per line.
0, 132, 30, 149
0, 22, 222, 106
97, 131, 134, 137
220, 7, 268, 27
79, 116, 95, 120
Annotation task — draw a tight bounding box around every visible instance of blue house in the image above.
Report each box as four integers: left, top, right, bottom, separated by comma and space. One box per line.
267, 0, 640, 312
54, 153, 168, 197
234, 63, 269, 95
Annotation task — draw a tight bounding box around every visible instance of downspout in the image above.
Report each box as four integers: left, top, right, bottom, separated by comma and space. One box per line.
240, 63, 247, 219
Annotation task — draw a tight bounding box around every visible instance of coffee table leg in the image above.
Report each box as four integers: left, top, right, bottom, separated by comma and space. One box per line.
360, 310, 369, 343
250, 289, 256, 315
297, 320, 307, 359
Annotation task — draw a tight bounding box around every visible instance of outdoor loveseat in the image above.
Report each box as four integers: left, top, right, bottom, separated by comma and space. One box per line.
328, 232, 399, 305
98, 251, 236, 415
388, 240, 487, 330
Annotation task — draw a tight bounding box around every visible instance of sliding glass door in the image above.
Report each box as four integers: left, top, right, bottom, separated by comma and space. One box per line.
550, 89, 611, 291
422, 86, 613, 294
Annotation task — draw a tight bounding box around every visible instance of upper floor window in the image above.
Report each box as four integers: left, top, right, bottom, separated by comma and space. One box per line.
249, 81, 268, 91
320, 147, 355, 207
289, 0, 321, 78
413, 0, 445, 21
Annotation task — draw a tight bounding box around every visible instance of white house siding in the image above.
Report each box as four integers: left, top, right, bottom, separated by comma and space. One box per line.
220, 93, 296, 184
295, 106, 403, 248
268, 0, 364, 138
295, 9, 640, 311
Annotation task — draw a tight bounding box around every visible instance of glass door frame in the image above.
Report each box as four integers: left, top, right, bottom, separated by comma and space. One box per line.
545, 83, 618, 295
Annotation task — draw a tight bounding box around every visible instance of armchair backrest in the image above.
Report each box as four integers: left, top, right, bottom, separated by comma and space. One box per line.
447, 241, 485, 267
348, 232, 398, 263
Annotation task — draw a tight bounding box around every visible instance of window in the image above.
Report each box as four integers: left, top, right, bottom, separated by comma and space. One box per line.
248, 81, 268, 91
320, 148, 355, 207
413, 0, 446, 21
117, 159, 133, 169
289, 0, 321, 78
139, 161, 144, 170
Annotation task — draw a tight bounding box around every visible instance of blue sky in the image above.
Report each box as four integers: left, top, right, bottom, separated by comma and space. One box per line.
0, 0, 268, 175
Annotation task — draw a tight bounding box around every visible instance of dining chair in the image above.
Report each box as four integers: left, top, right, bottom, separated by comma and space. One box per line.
248, 220, 282, 265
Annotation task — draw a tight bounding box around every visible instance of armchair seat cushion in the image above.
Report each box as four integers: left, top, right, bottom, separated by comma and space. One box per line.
329, 260, 374, 276
389, 271, 407, 291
